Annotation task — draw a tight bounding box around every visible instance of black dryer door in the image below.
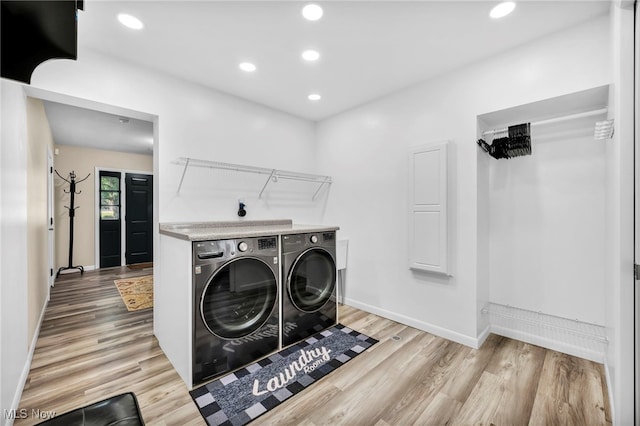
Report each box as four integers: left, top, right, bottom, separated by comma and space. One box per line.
200, 257, 277, 339
288, 248, 336, 312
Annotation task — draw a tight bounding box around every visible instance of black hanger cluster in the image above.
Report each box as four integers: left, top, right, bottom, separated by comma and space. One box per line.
477, 123, 532, 159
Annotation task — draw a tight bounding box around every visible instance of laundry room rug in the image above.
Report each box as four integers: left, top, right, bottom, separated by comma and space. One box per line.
189, 324, 378, 426
113, 275, 153, 311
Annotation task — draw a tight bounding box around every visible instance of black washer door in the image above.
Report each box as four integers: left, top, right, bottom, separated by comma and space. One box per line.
201, 257, 277, 339
288, 248, 336, 312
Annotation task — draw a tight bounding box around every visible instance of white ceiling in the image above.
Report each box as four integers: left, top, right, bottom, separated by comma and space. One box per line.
43, 100, 154, 155
44, 1, 610, 153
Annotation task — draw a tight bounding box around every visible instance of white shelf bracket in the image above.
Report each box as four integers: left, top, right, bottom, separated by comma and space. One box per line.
258, 169, 277, 199
177, 158, 191, 194
312, 176, 330, 201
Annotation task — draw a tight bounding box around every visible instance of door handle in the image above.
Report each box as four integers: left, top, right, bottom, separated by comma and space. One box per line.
198, 251, 224, 260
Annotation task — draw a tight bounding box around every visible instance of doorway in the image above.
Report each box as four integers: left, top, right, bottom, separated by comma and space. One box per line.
99, 170, 122, 268
124, 173, 153, 265
98, 169, 153, 268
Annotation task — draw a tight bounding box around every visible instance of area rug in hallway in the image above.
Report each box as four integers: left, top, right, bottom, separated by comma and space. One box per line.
113, 275, 153, 311
190, 324, 378, 426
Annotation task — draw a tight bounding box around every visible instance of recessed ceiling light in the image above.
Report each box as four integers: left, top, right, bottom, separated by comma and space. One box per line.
117, 13, 144, 30
239, 62, 257, 72
302, 4, 323, 21
490, 2, 516, 19
308, 93, 321, 101
302, 50, 320, 61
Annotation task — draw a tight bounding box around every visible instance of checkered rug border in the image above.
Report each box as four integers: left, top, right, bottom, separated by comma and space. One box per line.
189, 324, 378, 426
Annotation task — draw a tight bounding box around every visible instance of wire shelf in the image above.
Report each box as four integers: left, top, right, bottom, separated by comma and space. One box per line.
482, 302, 608, 345
175, 157, 332, 200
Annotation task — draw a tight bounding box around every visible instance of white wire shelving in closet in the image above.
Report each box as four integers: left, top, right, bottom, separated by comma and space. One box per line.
481, 107, 613, 139
175, 157, 332, 200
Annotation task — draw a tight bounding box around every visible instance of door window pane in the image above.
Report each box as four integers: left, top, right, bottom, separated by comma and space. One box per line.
101, 176, 120, 191
101, 191, 120, 206
100, 174, 120, 222
101, 206, 119, 220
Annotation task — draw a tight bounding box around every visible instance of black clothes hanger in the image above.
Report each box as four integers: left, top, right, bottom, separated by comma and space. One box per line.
477, 122, 531, 160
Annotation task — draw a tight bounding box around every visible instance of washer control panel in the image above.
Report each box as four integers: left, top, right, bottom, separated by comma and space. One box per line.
193, 236, 278, 266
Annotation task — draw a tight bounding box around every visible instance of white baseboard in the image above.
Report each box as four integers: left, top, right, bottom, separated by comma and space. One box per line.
344, 298, 480, 348
476, 324, 491, 349
342, 298, 607, 365
6, 293, 49, 426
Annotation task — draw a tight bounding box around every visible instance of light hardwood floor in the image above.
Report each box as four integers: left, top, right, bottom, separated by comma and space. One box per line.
15, 268, 611, 425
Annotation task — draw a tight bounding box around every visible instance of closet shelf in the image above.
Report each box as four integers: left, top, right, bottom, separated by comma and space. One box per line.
481, 107, 610, 138
175, 157, 332, 200
482, 303, 608, 344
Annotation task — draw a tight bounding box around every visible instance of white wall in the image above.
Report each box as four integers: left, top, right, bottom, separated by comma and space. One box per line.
4, 46, 323, 419
0, 81, 29, 424
488, 123, 606, 325
316, 16, 611, 345
2, 7, 632, 425
25, 97, 54, 349
604, 2, 635, 424
29, 49, 323, 226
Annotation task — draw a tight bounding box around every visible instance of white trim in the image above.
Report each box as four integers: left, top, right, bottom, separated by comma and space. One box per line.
23, 87, 156, 122
343, 298, 607, 362
344, 298, 480, 348
47, 147, 55, 287
7, 293, 49, 426
94, 168, 153, 269
604, 360, 615, 425
476, 324, 491, 349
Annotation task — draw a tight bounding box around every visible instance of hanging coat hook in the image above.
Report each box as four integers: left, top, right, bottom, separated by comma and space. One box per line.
54, 169, 71, 184
76, 173, 91, 184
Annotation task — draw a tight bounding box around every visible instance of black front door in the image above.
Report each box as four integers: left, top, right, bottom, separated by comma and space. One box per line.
99, 171, 121, 268
125, 173, 153, 265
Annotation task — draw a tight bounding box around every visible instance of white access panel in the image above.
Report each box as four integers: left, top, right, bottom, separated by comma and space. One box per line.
409, 141, 449, 275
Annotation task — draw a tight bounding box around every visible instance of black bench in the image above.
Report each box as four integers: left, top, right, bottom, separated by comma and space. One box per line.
37, 392, 144, 426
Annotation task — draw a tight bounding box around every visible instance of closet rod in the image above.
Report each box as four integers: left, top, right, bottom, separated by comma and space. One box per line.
482, 107, 608, 137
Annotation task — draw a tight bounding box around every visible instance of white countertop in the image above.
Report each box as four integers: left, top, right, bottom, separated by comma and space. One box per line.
159, 219, 339, 241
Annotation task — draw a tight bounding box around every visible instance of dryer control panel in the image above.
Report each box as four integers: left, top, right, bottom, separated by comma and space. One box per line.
282, 231, 336, 254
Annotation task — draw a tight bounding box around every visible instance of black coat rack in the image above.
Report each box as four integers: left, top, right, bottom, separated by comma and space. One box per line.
55, 170, 90, 277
